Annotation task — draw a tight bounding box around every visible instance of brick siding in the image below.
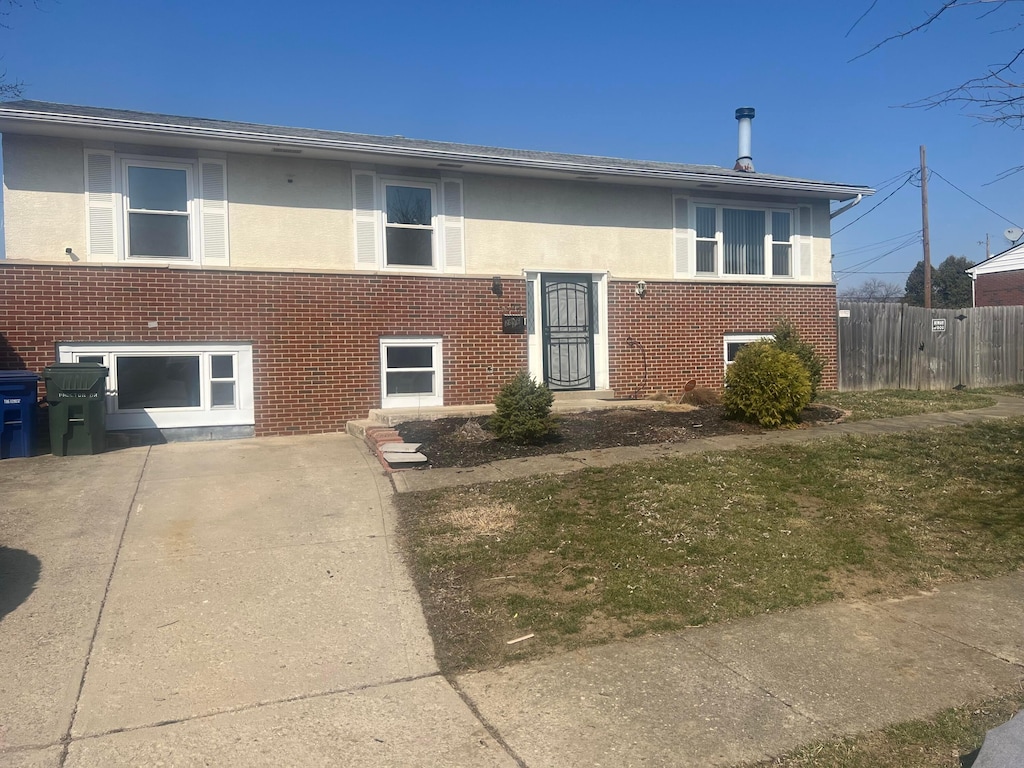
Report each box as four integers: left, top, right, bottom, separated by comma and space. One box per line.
975, 270, 1024, 307
607, 280, 838, 399
0, 264, 837, 436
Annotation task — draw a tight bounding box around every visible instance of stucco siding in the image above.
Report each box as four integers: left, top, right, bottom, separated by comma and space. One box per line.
227, 153, 353, 271
3, 134, 85, 261
464, 175, 672, 278
1, 136, 835, 284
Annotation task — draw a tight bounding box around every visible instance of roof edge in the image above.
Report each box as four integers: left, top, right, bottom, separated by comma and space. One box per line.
0, 102, 875, 199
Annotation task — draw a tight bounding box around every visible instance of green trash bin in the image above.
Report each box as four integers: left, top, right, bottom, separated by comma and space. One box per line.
43, 363, 108, 456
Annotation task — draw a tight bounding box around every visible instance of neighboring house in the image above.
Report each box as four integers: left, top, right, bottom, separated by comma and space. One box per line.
0, 101, 872, 440
967, 243, 1024, 307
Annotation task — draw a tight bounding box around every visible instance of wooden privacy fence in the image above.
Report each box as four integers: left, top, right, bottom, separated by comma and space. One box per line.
837, 302, 1024, 391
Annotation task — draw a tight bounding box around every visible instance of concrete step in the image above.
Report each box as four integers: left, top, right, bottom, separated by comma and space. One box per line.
551, 388, 615, 402
381, 450, 428, 466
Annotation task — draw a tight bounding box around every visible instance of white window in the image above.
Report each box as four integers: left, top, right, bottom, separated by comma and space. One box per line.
384, 182, 436, 268
380, 337, 443, 408
352, 171, 464, 274
695, 206, 718, 274
85, 150, 228, 266
687, 203, 795, 278
57, 343, 253, 430
771, 211, 792, 277
123, 161, 193, 260
724, 333, 775, 366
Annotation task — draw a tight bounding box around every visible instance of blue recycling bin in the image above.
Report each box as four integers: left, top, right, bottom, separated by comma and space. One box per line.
0, 370, 41, 459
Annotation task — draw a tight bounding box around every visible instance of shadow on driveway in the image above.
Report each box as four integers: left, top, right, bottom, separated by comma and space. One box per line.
0, 546, 41, 621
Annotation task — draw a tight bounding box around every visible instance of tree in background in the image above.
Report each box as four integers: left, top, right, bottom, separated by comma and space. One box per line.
904, 255, 974, 308
838, 278, 905, 302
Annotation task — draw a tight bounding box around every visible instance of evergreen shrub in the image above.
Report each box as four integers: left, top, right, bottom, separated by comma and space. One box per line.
489, 371, 556, 444
723, 341, 811, 428
771, 319, 825, 399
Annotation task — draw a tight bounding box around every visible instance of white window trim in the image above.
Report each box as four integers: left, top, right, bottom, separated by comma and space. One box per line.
57, 342, 254, 430
724, 333, 775, 367
380, 337, 444, 409
121, 157, 199, 263
381, 177, 439, 272
688, 200, 797, 280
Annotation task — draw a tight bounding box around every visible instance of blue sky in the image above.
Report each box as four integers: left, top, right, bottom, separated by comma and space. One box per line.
2, 0, 1022, 291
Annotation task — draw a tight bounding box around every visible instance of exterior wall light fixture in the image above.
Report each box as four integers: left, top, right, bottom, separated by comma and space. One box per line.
635, 280, 646, 298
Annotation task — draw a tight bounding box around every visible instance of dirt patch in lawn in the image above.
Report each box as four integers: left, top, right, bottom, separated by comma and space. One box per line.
396, 403, 845, 468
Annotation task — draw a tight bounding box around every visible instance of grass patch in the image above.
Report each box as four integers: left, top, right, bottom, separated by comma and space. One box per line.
396, 418, 1024, 673
746, 688, 1024, 767
815, 389, 997, 421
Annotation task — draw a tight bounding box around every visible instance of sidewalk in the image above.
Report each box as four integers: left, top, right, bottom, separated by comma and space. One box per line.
393, 396, 1024, 493
458, 572, 1024, 766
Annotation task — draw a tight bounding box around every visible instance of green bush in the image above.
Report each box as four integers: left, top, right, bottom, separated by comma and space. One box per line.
771, 318, 825, 399
723, 341, 811, 428
489, 371, 557, 444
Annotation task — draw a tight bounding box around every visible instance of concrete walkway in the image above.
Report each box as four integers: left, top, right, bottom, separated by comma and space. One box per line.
1, 399, 1022, 767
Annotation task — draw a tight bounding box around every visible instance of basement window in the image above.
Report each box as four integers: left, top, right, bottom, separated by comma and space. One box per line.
380, 337, 443, 408
724, 333, 774, 367
57, 342, 253, 430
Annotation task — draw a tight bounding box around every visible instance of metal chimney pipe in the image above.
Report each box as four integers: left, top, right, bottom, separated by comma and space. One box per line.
734, 107, 755, 172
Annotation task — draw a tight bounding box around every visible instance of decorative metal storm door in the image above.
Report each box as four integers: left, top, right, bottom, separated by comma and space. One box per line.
541, 274, 594, 390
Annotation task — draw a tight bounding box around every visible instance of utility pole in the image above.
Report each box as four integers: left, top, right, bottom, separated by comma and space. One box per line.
920, 145, 932, 309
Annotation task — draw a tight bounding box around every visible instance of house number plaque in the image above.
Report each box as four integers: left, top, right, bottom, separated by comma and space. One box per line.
502, 314, 526, 334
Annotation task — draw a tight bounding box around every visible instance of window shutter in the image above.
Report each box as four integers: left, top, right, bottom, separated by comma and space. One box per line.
353, 170, 379, 268
441, 178, 465, 273
673, 197, 690, 276
199, 158, 229, 266
85, 150, 117, 262
798, 206, 813, 279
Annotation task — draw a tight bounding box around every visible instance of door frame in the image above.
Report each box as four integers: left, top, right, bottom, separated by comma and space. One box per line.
525, 270, 609, 391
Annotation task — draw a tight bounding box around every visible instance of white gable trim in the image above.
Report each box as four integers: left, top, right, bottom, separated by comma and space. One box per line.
967, 242, 1024, 276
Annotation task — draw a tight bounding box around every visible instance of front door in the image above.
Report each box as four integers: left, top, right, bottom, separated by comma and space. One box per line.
541, 274, 594, 390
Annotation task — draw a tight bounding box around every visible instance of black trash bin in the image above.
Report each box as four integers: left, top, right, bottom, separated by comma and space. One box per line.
43, 363, 108, 456
0, 370, 41, 459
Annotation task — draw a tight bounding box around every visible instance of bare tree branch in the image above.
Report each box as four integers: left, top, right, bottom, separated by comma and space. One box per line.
845, 0, 879, 37
849, 0, 961, 62
852, 1, 1024, 136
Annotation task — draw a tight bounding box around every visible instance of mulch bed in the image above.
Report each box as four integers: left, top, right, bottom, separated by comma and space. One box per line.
395, 403, 845, 468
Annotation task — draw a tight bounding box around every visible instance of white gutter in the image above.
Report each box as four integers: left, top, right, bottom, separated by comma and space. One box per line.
0, 108, 874, 200
829, 194, 863, 219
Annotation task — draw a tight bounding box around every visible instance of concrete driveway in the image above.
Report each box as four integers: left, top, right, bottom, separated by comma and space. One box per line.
0, 434, 515, 767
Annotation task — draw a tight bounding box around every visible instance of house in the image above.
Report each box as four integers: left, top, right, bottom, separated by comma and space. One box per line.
0, 101, 872, 441
967, 243, 1024, 307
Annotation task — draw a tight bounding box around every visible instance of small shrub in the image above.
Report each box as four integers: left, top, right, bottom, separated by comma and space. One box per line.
723, 341, 811, 428
489, 371, 556, 444
771, 318, 825, 399
680, 387, 721, 407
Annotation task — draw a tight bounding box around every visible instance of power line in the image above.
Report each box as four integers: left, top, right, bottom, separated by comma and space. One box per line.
833, 229, 922, 259
834, 234, 921, 276
929, 168, 1022, 228
832, 172, 916, 236
871, 167, 918, 191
